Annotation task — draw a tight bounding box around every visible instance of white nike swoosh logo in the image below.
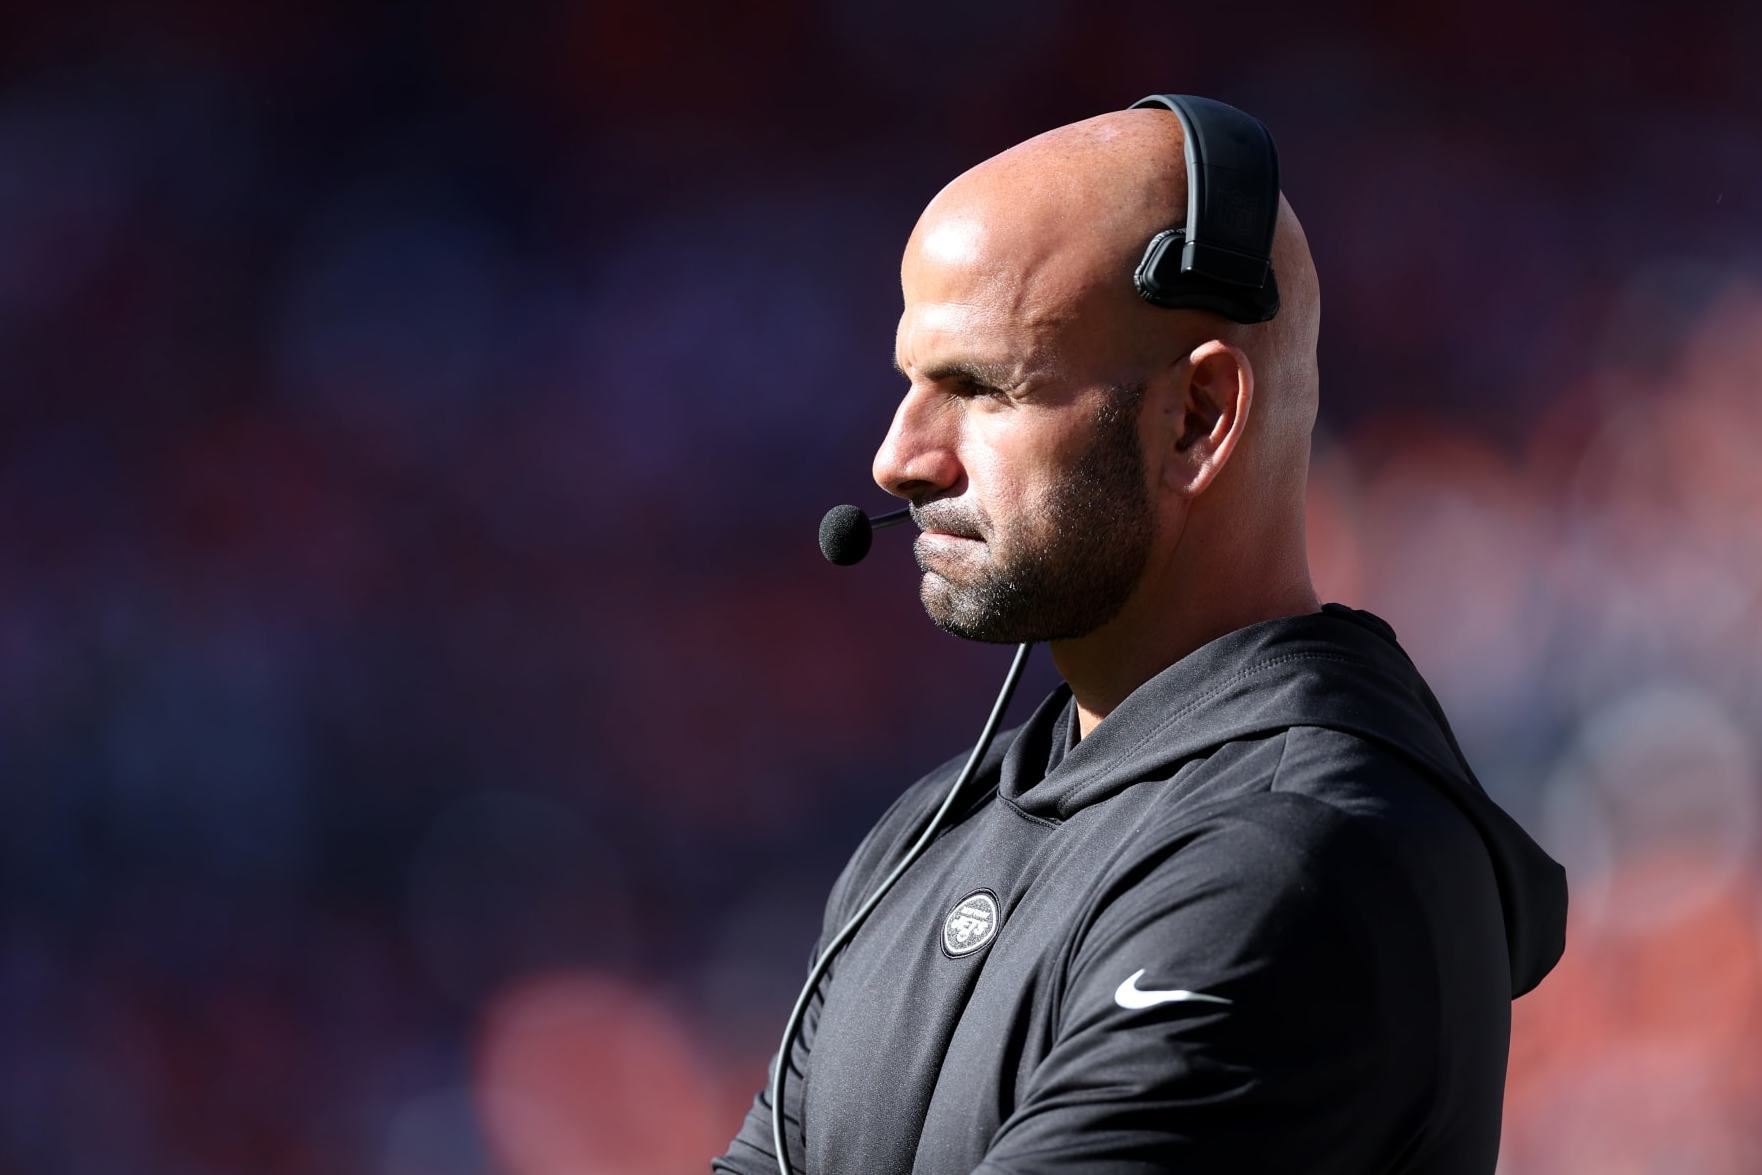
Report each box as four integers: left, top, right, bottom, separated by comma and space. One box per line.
1114, 968, 1233, 1009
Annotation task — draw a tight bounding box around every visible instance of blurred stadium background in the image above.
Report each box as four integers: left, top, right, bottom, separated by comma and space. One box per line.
1, 2, 1759, 1172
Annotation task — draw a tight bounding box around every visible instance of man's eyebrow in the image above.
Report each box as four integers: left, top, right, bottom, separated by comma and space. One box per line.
891, 355, 1021, 388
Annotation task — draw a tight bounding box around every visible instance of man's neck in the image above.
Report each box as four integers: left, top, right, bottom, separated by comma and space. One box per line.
1051, 577, 1320, 739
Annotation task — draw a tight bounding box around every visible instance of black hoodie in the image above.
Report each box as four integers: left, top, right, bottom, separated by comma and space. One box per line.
714, 605, 1568, 1175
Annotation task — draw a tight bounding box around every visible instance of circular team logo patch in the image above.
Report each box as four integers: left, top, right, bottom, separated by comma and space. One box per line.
941, 890, 1000, 957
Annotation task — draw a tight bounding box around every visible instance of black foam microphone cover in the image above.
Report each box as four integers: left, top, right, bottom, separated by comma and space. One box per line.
819, 505, 873, 565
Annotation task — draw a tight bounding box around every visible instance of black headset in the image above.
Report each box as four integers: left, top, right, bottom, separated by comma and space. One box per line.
1129, 93, 1282, 324
779, 93, 1284, 1175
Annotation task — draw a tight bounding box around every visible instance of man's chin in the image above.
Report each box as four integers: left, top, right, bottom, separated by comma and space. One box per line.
917, 573, 955, 622
918, 576, 1027, 645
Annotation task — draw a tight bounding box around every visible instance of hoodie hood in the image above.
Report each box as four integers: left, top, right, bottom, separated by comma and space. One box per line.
997, 604, 1567, 996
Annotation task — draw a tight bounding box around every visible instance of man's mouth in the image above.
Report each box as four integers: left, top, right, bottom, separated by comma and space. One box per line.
910, 506, 984, 543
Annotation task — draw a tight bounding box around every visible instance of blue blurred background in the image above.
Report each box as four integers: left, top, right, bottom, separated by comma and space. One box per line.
2, 2, 1760, 1171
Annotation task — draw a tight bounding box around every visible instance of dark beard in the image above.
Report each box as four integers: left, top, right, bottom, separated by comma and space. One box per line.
914, 385, 1153, 644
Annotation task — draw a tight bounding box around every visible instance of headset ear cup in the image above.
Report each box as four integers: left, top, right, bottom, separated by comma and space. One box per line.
1134, 227, 1282, 322
1133, 228, 1184, 305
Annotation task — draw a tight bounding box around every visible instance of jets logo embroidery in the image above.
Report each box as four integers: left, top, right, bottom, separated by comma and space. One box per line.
941, 890, 1000, 957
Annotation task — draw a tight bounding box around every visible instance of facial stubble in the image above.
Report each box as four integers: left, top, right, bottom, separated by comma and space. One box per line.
915, 386, 1153, 644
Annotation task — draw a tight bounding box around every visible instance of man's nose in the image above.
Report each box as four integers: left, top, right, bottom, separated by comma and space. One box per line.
872, 389, 962, 502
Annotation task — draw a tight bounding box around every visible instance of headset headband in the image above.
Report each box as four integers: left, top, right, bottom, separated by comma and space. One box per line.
1128, 94, 1281, 323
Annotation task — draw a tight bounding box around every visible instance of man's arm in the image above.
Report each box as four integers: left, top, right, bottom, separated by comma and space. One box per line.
974, 796, 1440, 1174
711, 941, 821, 1175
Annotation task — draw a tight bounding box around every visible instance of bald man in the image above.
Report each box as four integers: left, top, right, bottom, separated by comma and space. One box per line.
715, 101, 1566, 1175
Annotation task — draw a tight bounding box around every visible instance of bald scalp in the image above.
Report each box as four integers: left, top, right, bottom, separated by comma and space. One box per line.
907, 109, 1320, 465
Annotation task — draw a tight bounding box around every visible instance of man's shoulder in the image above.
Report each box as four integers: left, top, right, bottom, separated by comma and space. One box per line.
1077, 726, 1483, 934
1111, 784, 1405, 903
1073, 726, 1503, 981
1107, 722, 1466, 855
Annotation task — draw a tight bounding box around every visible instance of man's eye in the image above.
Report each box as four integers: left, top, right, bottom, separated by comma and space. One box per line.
955, 379, 1007, 401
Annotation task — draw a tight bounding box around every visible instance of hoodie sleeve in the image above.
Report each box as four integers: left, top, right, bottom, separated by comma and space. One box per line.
710, 938, 820, 1175
973, 794, 1443, 1175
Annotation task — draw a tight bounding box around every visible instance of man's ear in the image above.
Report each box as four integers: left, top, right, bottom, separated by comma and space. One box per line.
1161, 339, 1254, 498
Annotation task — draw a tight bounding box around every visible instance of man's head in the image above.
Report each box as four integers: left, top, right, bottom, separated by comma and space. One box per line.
873, 105, 1322, 647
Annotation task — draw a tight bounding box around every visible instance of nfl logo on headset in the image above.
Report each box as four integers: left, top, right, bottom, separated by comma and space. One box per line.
941, 890, 1000, 957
